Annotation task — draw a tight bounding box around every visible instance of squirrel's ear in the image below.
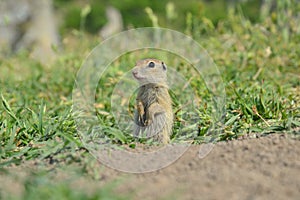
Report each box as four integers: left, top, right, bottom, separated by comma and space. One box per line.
162, 62, 167, 70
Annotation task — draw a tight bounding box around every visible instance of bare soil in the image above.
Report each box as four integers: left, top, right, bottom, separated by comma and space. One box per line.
1, 133, 300, 200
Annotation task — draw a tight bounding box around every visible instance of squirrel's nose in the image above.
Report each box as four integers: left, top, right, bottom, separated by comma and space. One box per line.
132, 69, 138, 75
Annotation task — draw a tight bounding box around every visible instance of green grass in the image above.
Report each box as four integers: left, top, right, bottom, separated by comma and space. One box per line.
0, 2, 300, 199
1, 168, 129, 200
1, 1, 299, 163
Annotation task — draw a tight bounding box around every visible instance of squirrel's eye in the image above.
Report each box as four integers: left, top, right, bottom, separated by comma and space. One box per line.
148, 61, 155, 68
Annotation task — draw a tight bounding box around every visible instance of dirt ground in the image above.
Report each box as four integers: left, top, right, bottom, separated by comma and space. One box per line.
1, 133, 300, 200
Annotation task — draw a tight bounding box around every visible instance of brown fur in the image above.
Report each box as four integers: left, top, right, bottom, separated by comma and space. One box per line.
132, 59, 173, 144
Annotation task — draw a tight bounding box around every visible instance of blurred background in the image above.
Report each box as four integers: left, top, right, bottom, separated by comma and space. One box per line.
58, 0, 264, 33
55, 0, 262, 33
0, 0, 299, 63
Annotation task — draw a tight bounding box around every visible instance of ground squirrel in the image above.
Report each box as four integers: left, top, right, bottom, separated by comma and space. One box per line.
132, 58, 173, 144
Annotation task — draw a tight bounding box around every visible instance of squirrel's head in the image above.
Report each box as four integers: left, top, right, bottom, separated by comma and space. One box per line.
132, 58, 167, 86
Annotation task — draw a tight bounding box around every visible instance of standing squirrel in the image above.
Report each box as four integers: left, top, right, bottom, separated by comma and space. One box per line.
132, 58, 173, 144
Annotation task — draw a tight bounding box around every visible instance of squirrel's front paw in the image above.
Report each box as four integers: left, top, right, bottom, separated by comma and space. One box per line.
138, 115, 145, 125
144, 119, 152, 126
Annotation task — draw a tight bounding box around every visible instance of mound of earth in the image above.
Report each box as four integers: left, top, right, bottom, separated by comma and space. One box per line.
1, 133, 299, 199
